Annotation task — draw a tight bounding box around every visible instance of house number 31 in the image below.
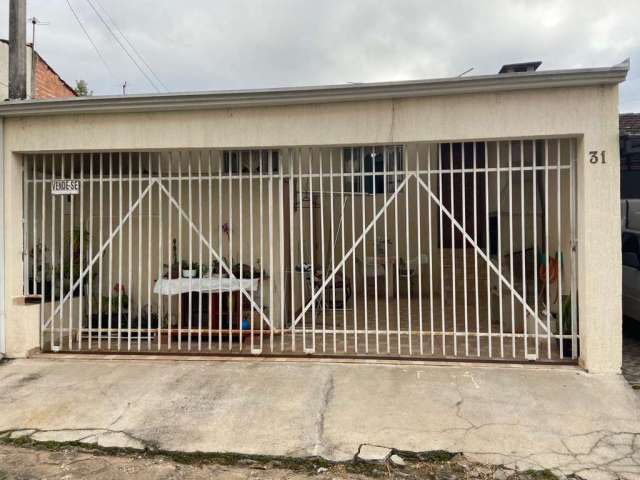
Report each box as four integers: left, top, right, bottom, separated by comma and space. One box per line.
589, 150, 606, 164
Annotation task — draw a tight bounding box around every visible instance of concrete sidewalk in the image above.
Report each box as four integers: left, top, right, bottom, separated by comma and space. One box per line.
0, 357, 638, 479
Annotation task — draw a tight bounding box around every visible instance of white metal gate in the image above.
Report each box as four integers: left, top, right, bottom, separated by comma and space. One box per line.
24, 139, 578, 361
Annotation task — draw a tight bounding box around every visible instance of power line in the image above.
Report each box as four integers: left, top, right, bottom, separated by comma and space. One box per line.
65, 0, 117, 82
92, 0, 169, 92
84, 0, 161, 92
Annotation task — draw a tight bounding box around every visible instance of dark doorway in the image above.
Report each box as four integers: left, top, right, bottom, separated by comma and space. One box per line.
439, 142, 486, 248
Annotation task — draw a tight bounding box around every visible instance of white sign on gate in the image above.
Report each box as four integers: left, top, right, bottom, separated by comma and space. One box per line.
52, 180, 80, 195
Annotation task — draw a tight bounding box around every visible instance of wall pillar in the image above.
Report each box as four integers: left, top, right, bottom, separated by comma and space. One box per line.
577, 88, 622, 373
2, 145, 31, 357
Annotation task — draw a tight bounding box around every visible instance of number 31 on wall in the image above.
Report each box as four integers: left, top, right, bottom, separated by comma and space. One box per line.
589, 150, 606, 164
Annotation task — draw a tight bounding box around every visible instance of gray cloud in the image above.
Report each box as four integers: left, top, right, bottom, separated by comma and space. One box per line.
1, 0, 639, 110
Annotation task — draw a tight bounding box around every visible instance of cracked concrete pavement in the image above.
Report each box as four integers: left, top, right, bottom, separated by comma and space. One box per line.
0, 357, 639, 479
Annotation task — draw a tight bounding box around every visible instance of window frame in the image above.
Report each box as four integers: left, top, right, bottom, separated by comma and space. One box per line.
343, 145, 404, 195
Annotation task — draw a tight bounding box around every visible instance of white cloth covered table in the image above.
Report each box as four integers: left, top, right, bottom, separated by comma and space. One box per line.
153, 277, 260, 296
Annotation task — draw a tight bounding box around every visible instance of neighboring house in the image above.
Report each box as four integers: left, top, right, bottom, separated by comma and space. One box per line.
0, 59, 627, 375
620, 113, 640, 198
0, 39, 76, 100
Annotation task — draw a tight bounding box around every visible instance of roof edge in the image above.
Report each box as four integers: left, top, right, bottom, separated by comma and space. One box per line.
0, 62, 629, 117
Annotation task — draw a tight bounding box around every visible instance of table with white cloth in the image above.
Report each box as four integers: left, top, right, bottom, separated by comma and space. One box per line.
153, 277, 261, 334
153, 277, 259, 296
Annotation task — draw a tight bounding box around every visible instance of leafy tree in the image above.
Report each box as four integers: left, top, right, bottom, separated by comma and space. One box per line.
74, 80, 92, 96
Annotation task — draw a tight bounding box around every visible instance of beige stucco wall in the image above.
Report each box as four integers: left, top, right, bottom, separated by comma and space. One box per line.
1, 83, 621, 372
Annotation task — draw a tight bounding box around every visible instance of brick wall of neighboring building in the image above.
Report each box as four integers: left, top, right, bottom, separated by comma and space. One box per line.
33, 54, 76, 99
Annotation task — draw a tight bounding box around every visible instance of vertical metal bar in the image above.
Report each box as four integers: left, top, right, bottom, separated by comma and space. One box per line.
404, 146, 412, 355
177, 153, 183, 349
107, 153, 113, 349
438, 145, 445, 356
249, 151, 254, 351
259, 151, 264, 351
128, 153, 132, 351
68, 153, 75, 350
87, 154, 94, 350
167, 153, 174, 350
147, 153, 152, 350
197, 152, 203, 351
23, 156, 29, 298
329, 149, 336, 353
382, 147, 390, 352
473, 143, 480, 355
394, 146, 402, 353
533, 142, 540, 358
462, 144, 469, 356
158, 154, 164, 351
207, 151, 213, 350
97, 153, 103, 349
41, 156, 47, 350
279, 151, 286, 352
298, 150, 306, 351
570, 139, 577, 358
59, 154, 65, 348
228, 151, 233, 351
137, 153, 143, 351
349, 147, 357, 353
520, 141, 527, 357
544, 140, 552, 359
557, 140, 563, 358
496, 143, 504, 357
372, 147, 380, 354
78, 156, 84, 351
238, 152, 244, 351
218, 152, 222, 350
340, 148, 347, 352
508, 142, 515, 357
319, 149, 326, 352
485, 142, 492, 358
416, 147, 423, 354
427, 146, 435, 354
269, 150, 275, 352
288, 149, 296, 353
449, 144, 456, 356
361, 147, 369, 352
32, 157, 36, 302
117, 153, 123, 350
51, 154, 57, 350
188, 152, 194, 351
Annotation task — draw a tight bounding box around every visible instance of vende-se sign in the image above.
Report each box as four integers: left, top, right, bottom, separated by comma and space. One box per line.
52, 180, 80, 195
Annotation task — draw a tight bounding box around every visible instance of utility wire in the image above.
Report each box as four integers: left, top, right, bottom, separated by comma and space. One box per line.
92, 0, 169, 92
65, 0, 117, 82
84, 0, 161, 92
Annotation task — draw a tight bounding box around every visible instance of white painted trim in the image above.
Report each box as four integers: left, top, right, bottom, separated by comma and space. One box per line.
0, 63, 629, 117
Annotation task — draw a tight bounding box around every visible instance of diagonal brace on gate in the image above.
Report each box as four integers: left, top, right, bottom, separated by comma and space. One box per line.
156, 182, 273, 330
291, 172, 549, 334
44, 180, 157, 329
291, 175, 412, 329
45, 179, 273, 332
413, 174, 549, 334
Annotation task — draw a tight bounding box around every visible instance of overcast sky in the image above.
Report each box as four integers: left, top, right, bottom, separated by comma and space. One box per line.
1, 0, 639, 111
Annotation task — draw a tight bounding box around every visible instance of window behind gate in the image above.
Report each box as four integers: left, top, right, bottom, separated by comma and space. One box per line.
343, 145, 403, 194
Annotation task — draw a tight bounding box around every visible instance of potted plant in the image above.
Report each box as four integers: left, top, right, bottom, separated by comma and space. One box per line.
28, 242, 53, 297
559, 294, 578, 358
90, 283, 131, 330
140, 303, 160, 330
182, 261, 199, 278
163, 239, 181, 279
